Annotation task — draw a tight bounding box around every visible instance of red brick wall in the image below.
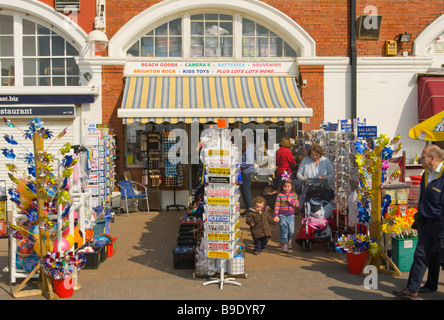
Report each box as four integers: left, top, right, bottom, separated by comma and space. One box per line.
37, 0, 444, 57
300, 66, 324, 131
102, 66, 126, 181
38, 0, 96, 33
35, 0, 444, 174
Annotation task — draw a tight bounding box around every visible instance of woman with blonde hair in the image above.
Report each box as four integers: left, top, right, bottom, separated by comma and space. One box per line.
297, 143, 334, 183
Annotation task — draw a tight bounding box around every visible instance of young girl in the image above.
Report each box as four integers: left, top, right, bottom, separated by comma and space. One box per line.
246, 196, 273, 255
274, 180, 299, 252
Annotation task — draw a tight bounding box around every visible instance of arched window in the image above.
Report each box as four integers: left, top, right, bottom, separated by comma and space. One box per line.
0, 13, 80, 87
126, 13, 298, 58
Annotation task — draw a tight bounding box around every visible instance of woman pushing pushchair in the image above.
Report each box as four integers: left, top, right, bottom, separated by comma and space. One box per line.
294, 144, 336, 251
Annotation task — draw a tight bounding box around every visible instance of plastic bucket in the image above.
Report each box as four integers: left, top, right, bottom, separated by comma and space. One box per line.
409, 175, 422, 185
52, 277, 74, 298
346, 251, 368, 274
93, 220, 106, 237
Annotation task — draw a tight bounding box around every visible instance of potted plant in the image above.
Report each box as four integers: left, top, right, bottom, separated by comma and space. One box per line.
40, 251, 86, 298
335, 233, 379, 274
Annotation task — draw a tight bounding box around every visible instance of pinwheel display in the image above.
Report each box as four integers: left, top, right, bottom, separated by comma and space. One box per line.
335, 233, 379, 256
353, 134, 402, 224
2, 117, 79, 269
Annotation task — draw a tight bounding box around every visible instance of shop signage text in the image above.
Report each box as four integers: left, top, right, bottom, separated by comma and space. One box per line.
0, 105, 75, 117
0, 94, 94, 104
357, 126, 377, 139
125, 61, 297, 76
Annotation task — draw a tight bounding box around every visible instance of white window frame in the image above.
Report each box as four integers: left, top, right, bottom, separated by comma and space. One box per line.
126, 13, 297, 60
0, 12, 80, 87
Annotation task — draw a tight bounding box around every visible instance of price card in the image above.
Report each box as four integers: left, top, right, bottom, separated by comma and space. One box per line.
208, 167, 231, 175
207, 149, 230, 157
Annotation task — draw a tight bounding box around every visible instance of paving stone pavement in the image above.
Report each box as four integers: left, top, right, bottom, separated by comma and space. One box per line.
1, 210, 443, 302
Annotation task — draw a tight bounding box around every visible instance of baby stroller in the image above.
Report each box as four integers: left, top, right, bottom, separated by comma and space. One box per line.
295, 179, 336, 252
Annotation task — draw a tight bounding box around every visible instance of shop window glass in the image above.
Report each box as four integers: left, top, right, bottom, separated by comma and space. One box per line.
190, 13, 233, 58
22, 19, 80, 86
127, 18, 182, 57
125, 14, 299, 59
241, 18, 296, 58
0, 15, 14, 86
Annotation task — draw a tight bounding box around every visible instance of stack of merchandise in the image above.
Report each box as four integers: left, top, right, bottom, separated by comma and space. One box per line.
294, 130, 359, 230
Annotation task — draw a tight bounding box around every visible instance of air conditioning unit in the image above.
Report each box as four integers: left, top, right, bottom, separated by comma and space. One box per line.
55, 0, 80, 12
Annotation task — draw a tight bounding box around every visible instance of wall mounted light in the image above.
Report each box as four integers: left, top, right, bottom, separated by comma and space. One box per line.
396, 32, 412, 43
86, 29, 109, 52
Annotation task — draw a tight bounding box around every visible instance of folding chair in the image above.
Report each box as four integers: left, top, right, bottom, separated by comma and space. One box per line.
118, 180, 150, 216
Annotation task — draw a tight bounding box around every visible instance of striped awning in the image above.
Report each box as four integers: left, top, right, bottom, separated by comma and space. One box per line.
118, 76, 312, 124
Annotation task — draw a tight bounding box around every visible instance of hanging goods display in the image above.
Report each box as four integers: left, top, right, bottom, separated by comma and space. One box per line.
200, 126, 242, 289
2, 117, 86, 299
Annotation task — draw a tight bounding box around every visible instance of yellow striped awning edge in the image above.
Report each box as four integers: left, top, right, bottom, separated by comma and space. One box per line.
118, 76, 312, 124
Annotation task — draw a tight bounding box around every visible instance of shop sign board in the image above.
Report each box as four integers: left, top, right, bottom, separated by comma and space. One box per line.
125, 61, 297, 76
357, 126, 377, 140
0, 105, 75, 117
0, 94, 94, 104
339, 120, 352, 132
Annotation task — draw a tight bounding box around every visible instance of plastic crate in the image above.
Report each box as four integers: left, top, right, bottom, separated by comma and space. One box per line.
392, 237, 417, 272
172, 246, 195, 269
78, 243, 106, 269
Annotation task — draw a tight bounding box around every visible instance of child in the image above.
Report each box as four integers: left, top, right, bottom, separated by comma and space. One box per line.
246, 196, 273, 255
274, 179, 299, 252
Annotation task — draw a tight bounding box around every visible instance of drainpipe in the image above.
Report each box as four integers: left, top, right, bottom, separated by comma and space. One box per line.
350, 0, 357, 122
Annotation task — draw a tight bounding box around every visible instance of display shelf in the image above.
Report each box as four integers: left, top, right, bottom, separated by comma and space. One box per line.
83, 125, 116, 208
200, 127, 242, 289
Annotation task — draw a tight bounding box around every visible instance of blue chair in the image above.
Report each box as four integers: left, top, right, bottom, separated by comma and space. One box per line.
118, 180, 150, 216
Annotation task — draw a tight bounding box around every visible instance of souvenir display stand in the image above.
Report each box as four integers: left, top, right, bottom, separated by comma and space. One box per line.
83, 125, 116, 209
2, 118, 86, 299
353, 135, 403, 276
142, 132, 161, 211
164, 131, 186, 211
294, 130, 359, 233
200, 124, 243, 289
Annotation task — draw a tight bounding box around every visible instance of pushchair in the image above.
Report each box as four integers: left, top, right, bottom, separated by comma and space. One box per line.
295, 179, 336, 252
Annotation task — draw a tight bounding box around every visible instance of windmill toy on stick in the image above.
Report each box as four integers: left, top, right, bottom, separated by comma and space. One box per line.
2, 117, 85, 299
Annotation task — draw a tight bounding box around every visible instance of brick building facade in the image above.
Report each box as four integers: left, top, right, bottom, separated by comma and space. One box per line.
1, 0, 444, 186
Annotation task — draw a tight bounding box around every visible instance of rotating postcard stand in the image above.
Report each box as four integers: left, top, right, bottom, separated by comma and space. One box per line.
202, 259, 241, 289
200, 121, 242, 289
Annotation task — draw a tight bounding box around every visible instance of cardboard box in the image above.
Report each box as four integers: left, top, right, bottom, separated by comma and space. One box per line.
396, 188, 409, 204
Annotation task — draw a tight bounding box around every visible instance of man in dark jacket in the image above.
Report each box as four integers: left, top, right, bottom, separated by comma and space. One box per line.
393, 144, 444, 300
